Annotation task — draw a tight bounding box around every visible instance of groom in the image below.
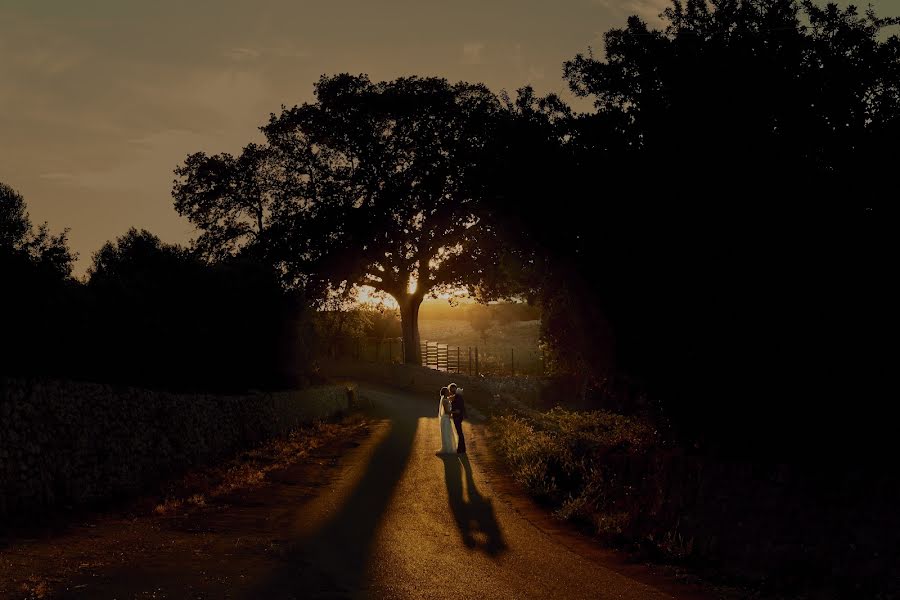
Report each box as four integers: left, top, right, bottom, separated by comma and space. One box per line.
448, 382, 466, 454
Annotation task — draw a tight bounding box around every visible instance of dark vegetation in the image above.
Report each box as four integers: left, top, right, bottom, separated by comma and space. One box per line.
489, 403, 899, 598
1, 184, 308, 393
480, 0, 894, 463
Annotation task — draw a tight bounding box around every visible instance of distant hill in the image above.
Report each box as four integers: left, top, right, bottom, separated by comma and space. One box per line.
420, 300, 540, 322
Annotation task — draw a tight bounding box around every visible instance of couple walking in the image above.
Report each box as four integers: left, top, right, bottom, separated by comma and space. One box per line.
437, 383, 466, 455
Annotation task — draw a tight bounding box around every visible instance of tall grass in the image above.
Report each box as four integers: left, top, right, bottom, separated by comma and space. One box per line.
491, 409, 660, 527
488, 405, 899, 597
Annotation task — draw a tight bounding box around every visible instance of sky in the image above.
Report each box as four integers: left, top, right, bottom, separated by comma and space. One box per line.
1, 0, 897, 276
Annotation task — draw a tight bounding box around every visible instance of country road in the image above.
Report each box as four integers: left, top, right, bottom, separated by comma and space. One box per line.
23, 383, 716, 599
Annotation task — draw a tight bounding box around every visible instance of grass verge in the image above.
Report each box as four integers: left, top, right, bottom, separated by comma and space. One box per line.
152, 413, 369, 516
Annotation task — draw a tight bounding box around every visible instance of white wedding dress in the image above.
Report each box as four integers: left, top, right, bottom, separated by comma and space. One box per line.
438, 395, 456, 454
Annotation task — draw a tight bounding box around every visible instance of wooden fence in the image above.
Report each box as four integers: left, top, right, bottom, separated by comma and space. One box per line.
321, 336, 544, 376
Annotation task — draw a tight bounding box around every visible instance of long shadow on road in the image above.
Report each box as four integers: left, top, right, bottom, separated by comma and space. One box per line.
251, 389, 429, 598
442, 453, 507, 557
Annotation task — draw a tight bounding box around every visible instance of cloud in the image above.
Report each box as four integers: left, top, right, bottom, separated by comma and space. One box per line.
38, 129, 227, 193
591, 0, 670, 23
507, 43, 546, 84
125, 67, 273, 135
525, 66, 546, 82
461, 41, 485, 65
226, 47, 263, 61
225, 44, 311, 62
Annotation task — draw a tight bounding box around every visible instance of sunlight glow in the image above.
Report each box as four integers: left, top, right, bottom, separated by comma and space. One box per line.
356, 286, 398, 308
354, 282, 473, 308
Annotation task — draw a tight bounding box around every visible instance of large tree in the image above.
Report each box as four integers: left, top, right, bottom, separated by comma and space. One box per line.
563, 0, 900, 200
174, 75, 503, 363
485, 0, 896, 451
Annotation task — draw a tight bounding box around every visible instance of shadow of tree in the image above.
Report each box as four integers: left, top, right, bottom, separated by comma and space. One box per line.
442, 453, 507, 556
250, 392, 428, 598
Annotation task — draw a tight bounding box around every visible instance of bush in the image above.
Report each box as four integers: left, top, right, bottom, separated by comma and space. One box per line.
492, 408, 658, 507
489, 404, 900, 596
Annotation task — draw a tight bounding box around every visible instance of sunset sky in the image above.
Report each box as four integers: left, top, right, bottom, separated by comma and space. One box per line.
2, 0, 896, 275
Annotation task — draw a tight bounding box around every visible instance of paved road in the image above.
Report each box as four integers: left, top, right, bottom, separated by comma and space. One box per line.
54, 384, 712, 599
252, 384, 708, 600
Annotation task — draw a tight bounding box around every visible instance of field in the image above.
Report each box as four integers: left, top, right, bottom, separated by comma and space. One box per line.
418, 318, 543, 375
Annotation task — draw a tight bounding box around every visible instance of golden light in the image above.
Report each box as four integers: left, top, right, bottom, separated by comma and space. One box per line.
354, 279, 473, 308
356, 286, 399, 308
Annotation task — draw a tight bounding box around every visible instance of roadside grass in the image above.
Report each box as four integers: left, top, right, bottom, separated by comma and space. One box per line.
490, 408, 661, 523
486, 400, 899, 599
153, 413, 369, 515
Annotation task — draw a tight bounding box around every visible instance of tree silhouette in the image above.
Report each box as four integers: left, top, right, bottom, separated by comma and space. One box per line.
479, 0, 895, 454
85, 227, 306, 392
173, 143, 276, 262
563, 0, 900, 200
1, 182, 75, 280
174, 75, 503, 363
1, 182, 77, 378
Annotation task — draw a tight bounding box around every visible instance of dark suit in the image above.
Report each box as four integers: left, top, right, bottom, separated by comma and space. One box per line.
450, 393, 466, 453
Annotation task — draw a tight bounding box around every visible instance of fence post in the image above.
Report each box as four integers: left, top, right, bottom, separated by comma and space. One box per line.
457, 347, 460, 374
475, 347, 479, 377
468, 347, 472, 375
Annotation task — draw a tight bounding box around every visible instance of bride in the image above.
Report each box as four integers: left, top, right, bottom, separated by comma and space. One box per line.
436, 386, 456, 455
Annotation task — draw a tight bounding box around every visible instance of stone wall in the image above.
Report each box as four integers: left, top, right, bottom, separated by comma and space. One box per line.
0, 377, 350, 519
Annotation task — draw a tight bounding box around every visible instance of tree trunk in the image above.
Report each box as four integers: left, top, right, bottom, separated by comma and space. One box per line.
398, 293, 423, 365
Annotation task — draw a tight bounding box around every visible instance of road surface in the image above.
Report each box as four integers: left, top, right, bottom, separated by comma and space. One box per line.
47, 383, 713, 599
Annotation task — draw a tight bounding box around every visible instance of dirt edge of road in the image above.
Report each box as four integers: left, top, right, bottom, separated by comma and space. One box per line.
0, 412, 374, 599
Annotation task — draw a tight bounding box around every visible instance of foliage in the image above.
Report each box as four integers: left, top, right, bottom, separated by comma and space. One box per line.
172, 143, 275, 261
313, 304, 401, 342
563, 0, 900, 197
174, 75, 507, 363
481, 0, 896, 457
0, 186, 312, 392
0, 182, 78, 377
1, 182, 75, 280
491, 408, 659, 502
82, 228, 308, 392
489, 402, 900, 596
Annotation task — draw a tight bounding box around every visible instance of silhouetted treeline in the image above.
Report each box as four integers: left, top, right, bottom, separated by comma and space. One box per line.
1, 187, 310, 392
483, 0, 895, 462
1, 183, 79, 379
81, 229, 311, 392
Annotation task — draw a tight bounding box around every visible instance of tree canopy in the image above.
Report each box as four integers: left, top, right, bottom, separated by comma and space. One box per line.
1, 183, 77, 378
563, 0, 900, 200
175, 74, 506, 362
1, 182, 75, 280
478, 0, 897, 454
